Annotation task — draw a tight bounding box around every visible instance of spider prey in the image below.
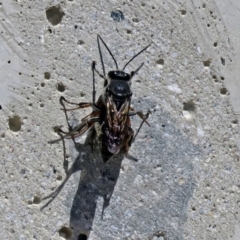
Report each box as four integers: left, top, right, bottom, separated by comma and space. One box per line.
52, 35, 150, 162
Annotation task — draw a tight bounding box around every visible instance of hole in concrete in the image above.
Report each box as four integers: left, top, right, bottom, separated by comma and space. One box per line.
44, 72, 51, 79
59, 226, 72, 239
132, 18, 140, 22
156, 58, 164, 68
78, 234, 87, 240
181, 9, 186, 15
152, 231, 167, 240
77, 40, 84, 45
203, 59, 211, 67
33, 196, 41, 204
41, 82, 45, 87
56, 175, 62, 181
220, 76, 225, 80
9, 115, 22, 132
221, 57, 225, 65
183, 101, 195, 111
111, 10, 124, 22
53, 126, 60, 133
46, 5, 64, 26
220, 88, 227, 95
212, 75, 218, 82
183, 101, 195, 119
232, 119, 238, 124
80, 92, 85, 97
40, 103, 44, 107
0, 105, 2, 110
52, 165, 57, 174
57, 83, 65, 92
8, 60, 11, 64
213, 42, 218, 47
126, 29, 132, 34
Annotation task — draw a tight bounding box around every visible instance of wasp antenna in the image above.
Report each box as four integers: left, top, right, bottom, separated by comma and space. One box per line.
97, 35, 106, 77
92, 61, 96, 103
122, 44, 151, 71
131, 62, 144, 77
97, 35, 119, 72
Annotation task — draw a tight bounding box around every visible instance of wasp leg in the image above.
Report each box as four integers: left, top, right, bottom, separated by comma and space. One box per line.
48, 117, 100, 144
123, 126, 139, 161
62, 117, 100, 139
125, 153, 138, 162
92, 60, 108, 87
60, 96, 100, 112
85, 126, 97, 153
56, 130, 69, 174
128, 108, 151, 126
59, 96, 100, 137
132, 109, 151, 143
81, 110, 99, 122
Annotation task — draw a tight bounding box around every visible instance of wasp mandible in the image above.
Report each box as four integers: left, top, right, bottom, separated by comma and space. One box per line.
53, 35, 150, 162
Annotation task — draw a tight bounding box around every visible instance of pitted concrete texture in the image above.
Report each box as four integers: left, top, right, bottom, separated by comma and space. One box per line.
0, 0, 240, 239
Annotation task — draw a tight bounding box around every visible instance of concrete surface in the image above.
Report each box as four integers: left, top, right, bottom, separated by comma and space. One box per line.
0, 0, 240, 239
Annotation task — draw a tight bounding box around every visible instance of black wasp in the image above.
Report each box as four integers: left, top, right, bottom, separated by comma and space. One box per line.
53, 35, 150, 162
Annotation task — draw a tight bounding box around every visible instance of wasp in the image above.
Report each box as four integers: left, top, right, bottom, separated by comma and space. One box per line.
52, 35, 150, 162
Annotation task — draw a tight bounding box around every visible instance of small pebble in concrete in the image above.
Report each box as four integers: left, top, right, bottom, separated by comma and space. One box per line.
111, 10, 124, 22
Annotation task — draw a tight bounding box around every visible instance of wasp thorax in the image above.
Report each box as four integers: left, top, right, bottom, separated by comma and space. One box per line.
107, 81, 132, 100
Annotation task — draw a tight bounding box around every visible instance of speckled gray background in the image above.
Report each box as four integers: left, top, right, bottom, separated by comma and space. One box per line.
0, 0, 240, 239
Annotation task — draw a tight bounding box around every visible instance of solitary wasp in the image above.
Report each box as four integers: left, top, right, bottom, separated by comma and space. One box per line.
53, 35, 150, 162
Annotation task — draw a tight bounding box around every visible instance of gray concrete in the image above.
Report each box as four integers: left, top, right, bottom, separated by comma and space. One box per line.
0, 0, 239, 239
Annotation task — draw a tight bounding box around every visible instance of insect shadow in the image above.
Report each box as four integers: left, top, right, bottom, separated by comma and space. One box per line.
42, 129, 124, 239
41, 35, 150, 239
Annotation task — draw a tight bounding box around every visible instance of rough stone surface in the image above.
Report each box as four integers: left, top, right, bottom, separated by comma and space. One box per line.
0, 0, 240, 240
